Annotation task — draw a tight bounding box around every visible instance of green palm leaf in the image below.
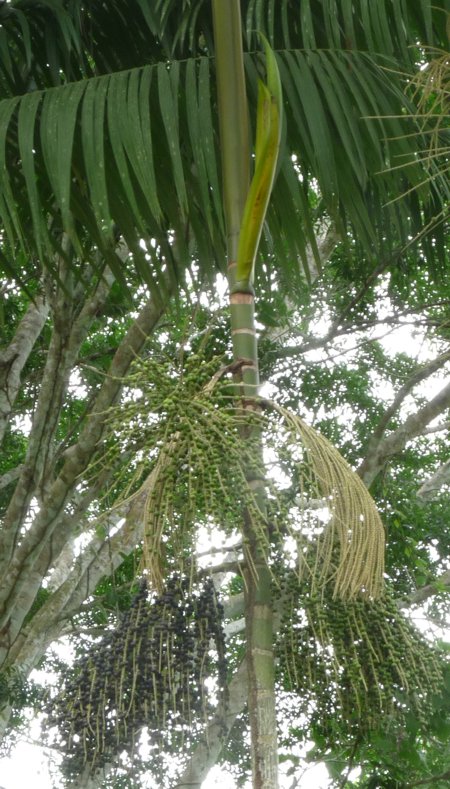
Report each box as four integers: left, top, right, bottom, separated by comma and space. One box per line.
18, 90, 49, 259
40, 81, 86, 241
0, 0, 447, 291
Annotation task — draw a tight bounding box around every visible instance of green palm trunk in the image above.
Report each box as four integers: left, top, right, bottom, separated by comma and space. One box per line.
212, 2, 279, 786
229, 287, 278, 788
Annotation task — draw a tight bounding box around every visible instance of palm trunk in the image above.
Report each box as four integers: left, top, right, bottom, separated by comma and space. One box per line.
212, 2, 279, 786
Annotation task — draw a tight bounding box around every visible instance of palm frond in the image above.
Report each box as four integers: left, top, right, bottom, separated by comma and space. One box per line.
376, 43, 450, 264
0, 58, 225, 293
244, 0, 448, 53
0, 48, 445, 290
0, 1, 447, 290
1, 1, 446, 94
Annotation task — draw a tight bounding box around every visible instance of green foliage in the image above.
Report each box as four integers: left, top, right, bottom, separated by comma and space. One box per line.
319, 658, 450, 789
0, 666, 43, 735
0, 3, 449, 788
0, 667, 28, 712
0, 1, 448, 293
23, 587, 51, 625
3, 256, 449, 785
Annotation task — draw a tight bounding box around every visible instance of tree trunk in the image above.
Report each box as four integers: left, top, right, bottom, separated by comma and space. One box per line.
212, 2, 279, 786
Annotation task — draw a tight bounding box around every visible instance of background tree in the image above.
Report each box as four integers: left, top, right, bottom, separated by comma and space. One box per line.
0, 1, 449, 787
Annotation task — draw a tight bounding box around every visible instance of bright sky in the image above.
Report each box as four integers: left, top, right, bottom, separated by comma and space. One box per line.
0, 744, 332, 789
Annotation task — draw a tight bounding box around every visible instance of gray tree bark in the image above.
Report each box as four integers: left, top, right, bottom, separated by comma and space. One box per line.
0, 295, 49, 443
0, 284, 168, 669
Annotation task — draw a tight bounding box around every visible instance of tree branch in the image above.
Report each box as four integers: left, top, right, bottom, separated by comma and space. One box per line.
419, 419, 450, 436
368, 350, 450, 445
0, 286, 168, 653
399, 569, 450, 608
417, 459, 450, 499
5, 473, 152, 671
175, 656, 248, 788
274, 315, 437, 359
0, 271, 115, 573
0, 466, 23, 490
0, 293, 49, 444
358, 378, 450, 486
408, 768, 450, 786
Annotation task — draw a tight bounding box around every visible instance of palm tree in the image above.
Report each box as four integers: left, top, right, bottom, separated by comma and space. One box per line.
0, 2, 448, 787
211, 6, 282, 782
